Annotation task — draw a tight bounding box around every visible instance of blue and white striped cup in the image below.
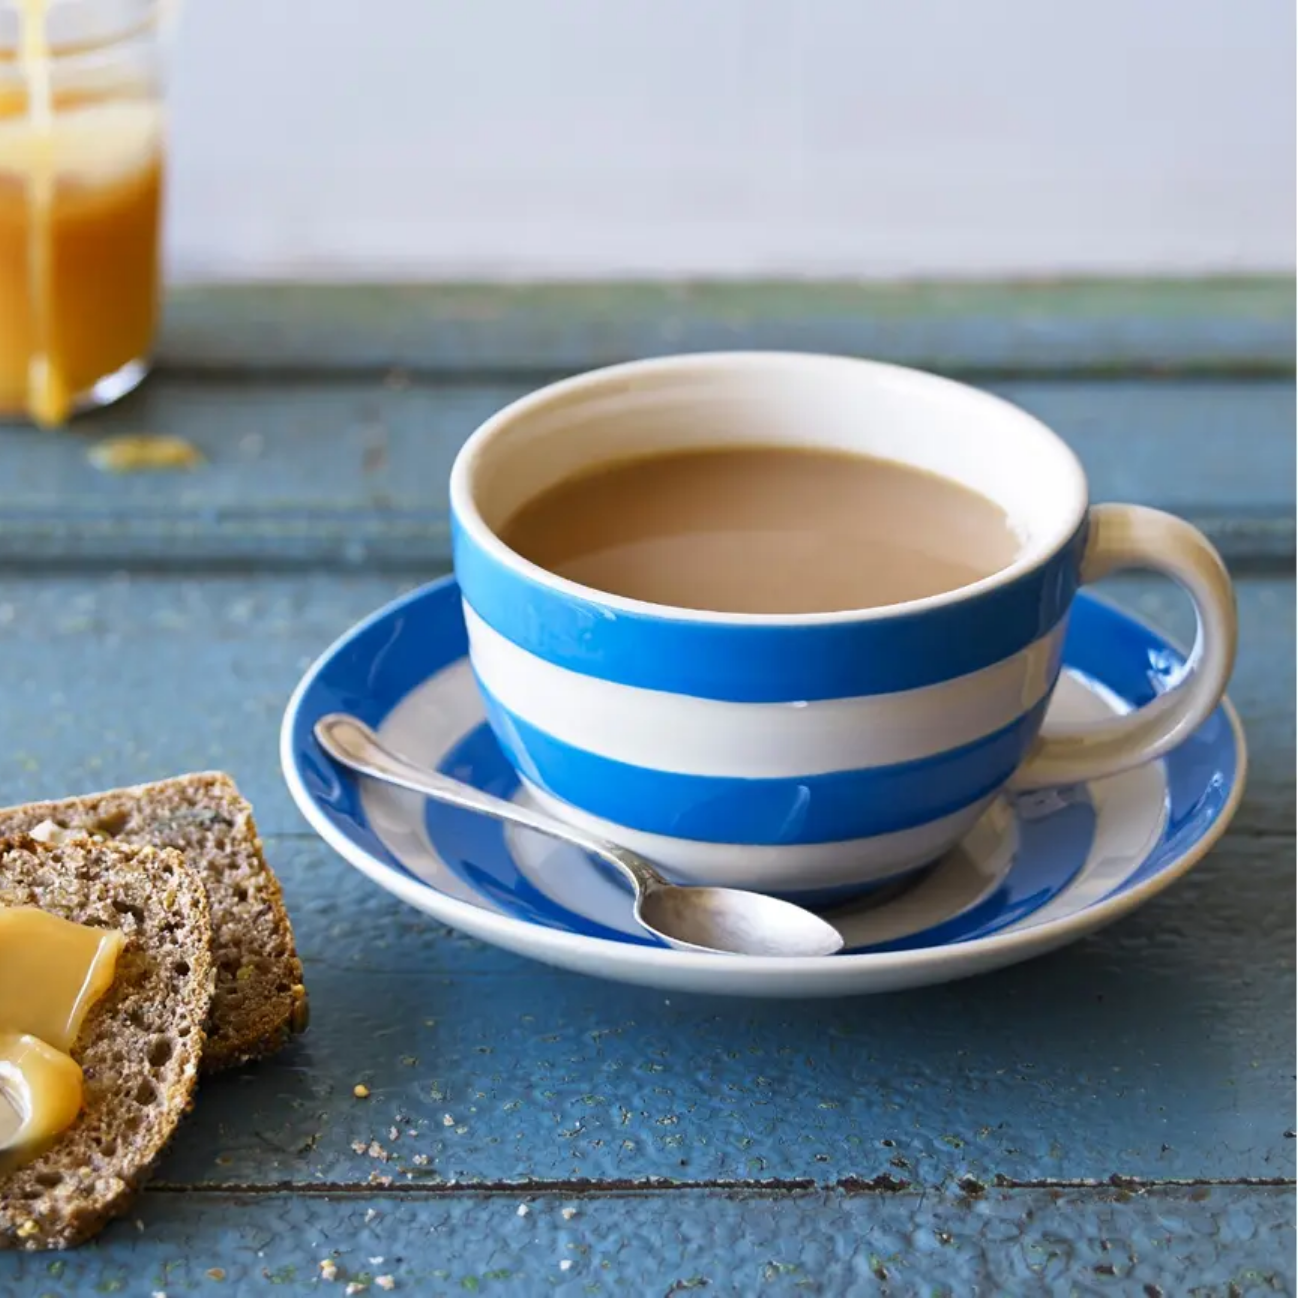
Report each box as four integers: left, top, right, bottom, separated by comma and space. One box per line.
450, 352, 1236, 897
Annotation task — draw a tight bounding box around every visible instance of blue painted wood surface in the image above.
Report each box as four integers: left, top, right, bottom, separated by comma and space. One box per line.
0, 572, 1290, 1195
0, 282, 1292, 1296
1, 378, 1292, 570
1, 1187, 1292, 1296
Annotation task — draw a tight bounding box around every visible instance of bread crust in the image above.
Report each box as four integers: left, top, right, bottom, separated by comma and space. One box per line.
0, 774, 308, 1071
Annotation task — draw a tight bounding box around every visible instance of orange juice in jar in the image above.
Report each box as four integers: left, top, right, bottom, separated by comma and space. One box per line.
0, 0, 168, 427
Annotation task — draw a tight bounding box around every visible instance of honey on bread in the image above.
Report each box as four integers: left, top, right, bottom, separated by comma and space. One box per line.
0, 905, 124, 1169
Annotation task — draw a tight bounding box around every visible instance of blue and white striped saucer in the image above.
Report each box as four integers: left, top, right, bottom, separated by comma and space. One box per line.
281, 577, 1245, 997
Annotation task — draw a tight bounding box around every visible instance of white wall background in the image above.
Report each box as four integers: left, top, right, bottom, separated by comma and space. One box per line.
166, 0, 1295, 281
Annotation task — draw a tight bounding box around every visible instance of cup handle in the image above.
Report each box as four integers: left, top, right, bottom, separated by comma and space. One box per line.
1013, 503, 1238, 790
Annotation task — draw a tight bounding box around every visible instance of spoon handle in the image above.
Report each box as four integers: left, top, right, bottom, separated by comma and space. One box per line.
314, 713, 666, 897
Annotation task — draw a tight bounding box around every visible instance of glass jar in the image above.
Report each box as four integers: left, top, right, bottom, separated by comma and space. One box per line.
0, 0, 171, 427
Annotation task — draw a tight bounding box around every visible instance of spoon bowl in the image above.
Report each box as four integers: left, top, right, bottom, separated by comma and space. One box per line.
636, 885, 846, 958
313, 712, 844, 959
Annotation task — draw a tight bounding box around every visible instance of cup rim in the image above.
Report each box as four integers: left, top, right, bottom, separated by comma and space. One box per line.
449, 350, 1090, 627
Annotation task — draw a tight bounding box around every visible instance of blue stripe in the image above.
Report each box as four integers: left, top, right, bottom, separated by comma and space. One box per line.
452, 512, 1086, 702
476, 677, 1051, 845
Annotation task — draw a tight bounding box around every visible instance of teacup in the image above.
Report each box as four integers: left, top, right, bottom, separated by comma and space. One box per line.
449, 352, 1236, 897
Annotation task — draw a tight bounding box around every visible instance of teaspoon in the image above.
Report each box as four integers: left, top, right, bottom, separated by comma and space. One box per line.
313, 713, 844, 958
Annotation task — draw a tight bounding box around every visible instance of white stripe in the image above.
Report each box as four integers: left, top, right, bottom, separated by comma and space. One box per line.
521, 780, 994, 891
465, 602, 1064, 778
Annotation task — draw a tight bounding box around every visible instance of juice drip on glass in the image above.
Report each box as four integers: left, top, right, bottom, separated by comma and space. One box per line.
18, 0, 64, 426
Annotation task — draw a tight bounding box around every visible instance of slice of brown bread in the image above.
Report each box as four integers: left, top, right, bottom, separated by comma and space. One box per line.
0, 834, 214, 1250
0, 774, 307, 1072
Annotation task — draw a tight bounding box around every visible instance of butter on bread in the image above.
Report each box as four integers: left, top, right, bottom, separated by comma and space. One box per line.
0, 773, 307, 1071
0, 834, 214, 1250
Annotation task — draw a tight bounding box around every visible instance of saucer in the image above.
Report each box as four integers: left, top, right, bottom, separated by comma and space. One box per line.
281, 577, 1245, 997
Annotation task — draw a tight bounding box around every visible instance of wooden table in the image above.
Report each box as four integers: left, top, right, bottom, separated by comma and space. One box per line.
0, 282, 1293, 1296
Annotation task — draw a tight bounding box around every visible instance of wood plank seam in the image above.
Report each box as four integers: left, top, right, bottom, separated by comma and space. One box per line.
146, 1176, 1296, 1195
